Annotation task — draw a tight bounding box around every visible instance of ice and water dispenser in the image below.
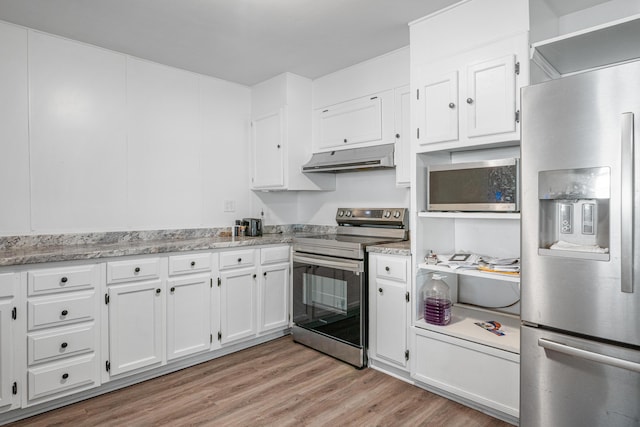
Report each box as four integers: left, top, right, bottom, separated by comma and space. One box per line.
538, 167, 610, 260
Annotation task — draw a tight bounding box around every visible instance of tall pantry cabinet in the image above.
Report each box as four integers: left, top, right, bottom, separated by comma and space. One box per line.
408, 0, 529, 423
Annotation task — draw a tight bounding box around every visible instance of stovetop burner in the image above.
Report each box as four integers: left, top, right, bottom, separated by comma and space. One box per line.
293, 208, 408, 260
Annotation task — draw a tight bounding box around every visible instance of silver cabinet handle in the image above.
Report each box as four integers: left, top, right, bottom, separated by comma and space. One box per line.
621, 112, 635, 293
538, 338, 640, 373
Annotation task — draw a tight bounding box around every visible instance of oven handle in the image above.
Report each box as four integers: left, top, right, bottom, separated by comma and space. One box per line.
293, 253, 364, 273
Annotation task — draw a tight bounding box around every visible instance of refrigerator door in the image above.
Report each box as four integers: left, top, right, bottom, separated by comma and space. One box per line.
521, 326, 640, 427
521, 61, 640, 346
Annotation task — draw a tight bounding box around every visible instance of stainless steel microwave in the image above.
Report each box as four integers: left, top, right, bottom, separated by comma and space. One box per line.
428, 158, 520, 212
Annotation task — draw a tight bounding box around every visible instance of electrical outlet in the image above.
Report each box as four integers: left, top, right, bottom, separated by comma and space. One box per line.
224, 200, 236, 212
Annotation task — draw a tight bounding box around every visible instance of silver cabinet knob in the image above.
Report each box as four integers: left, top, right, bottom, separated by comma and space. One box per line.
466, 98, 474, 104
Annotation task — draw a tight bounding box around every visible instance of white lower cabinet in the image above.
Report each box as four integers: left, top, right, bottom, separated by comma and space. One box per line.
258, 246, 290, 334
0, 273, 21, 413
106, 258, 163, 378
412, 327, 519, 419
166, 274, 212, 360
368, 254, 411, 371
219, 266, 257, 344
25, 264, 101, 406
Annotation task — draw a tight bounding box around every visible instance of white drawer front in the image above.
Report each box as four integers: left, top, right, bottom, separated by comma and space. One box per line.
375, 256, 407, 282
28, 264, 99, 296
27, 354, 98, 402
28, 324, 96, 365
220, 249, 256, 269
28, 291, 95, 331
168, 253, 212, 275
260, 246, 290, 265
107, 258, 161, 284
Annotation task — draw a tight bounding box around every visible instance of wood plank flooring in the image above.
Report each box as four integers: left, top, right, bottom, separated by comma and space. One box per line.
9, 337, 511, 426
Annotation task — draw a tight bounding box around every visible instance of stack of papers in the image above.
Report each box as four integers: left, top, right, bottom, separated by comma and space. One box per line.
434, 253, 520, 275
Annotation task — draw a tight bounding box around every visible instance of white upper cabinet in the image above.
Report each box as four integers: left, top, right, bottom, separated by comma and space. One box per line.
465, 54, 517, 139
251, 109, 285, 188
411, 0, 529, 152
251, 73, 335, 191
421, 71, 459, 144
314, 90, 393, 152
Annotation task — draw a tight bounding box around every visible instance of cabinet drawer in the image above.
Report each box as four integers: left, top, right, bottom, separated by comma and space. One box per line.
107, 258, 161, 284
27, 354, 98, 402
168, 253, 212, 275
219, 249, 256, 269
28, 264, 99, 296
412, 329, 519, 417
260, 246, 290, 265
28, 291, 95, 331
375, 256, 408, 282
28, 323, 96, 366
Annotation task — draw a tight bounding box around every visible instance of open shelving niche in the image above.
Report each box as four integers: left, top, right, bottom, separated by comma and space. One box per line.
412, 146, 521, 355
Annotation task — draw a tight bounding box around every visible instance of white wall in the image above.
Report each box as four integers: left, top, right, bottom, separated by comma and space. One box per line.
0, 19, 410, 235
0, 21, 253, 235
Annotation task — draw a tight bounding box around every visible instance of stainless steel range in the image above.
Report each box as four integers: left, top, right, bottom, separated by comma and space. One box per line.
292, 208, 408, 368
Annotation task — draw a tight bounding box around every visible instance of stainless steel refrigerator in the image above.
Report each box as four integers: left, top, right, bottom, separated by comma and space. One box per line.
521, 61, 640, 427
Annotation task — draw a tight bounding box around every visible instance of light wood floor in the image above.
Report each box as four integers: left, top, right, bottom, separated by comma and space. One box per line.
10, 337, 510, 426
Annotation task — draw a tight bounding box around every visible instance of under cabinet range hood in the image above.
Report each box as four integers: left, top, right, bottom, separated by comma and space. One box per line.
301, 143, 395, 173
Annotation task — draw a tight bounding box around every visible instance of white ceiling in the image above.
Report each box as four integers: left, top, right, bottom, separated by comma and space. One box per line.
0, 0, 611, 86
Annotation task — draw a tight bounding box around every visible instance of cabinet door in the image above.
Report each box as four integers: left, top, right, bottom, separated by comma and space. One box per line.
166, 275, 210, 360
251, 109, 284, 189
394, 85, 411, 187
0, 273, 19, 413
466, 54, 516, 138
108, 280, 163, 376
421, 71, 459, 144
259, 263, 289, 334
374, 278, 407, 367
316, 96, 382, 150
220, 267, 256, 344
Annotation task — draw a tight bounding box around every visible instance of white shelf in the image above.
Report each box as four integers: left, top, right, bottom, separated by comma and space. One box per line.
418, 262, 520, 283
531, 13, 640, 76
415, 304, 520, 354
418, 211, 520, 220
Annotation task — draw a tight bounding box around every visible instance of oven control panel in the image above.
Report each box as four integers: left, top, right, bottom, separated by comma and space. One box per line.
336, 208, 408, 226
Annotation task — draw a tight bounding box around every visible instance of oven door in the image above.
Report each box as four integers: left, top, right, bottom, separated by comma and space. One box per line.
292, 252, 365, 347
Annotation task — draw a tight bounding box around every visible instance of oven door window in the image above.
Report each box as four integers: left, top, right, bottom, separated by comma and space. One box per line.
293, 261, 363, 346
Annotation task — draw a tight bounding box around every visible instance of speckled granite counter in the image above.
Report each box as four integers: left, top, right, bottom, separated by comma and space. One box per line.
367, 240, 411, 256
0, 225, 333, 267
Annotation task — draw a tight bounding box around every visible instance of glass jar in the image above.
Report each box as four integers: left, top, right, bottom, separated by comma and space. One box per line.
422, 273, 452, 326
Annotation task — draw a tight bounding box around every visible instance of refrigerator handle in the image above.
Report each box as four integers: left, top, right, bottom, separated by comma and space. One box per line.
621, 112, 634, 293
539, 338, 640, 373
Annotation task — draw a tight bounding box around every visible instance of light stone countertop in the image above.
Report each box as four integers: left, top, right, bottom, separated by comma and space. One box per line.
0, 226, 410, 266
366, 240, 411, 256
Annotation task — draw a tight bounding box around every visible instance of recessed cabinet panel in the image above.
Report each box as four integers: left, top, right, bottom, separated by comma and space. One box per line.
252, 109, 285, 189
28, 292, 95, 331
423, 72, 459, 144
260, 246, 290, 265
28, 323, 95, 365
167, 275, 211, 360
375, 279, 407, 367
220, 267, 257, 344
219, 249, 256, 270
466, 55, 516, 138
107, 258, 161, 284
108, 280, 163, 376
27, 354, 97, 402
259, 263, 289, 333
168, 253, 212, 276
28, 264, 99, 296
317, 96, 382, 150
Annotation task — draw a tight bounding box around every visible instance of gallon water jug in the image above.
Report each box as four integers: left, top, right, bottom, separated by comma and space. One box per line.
423, 273, 452, 326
